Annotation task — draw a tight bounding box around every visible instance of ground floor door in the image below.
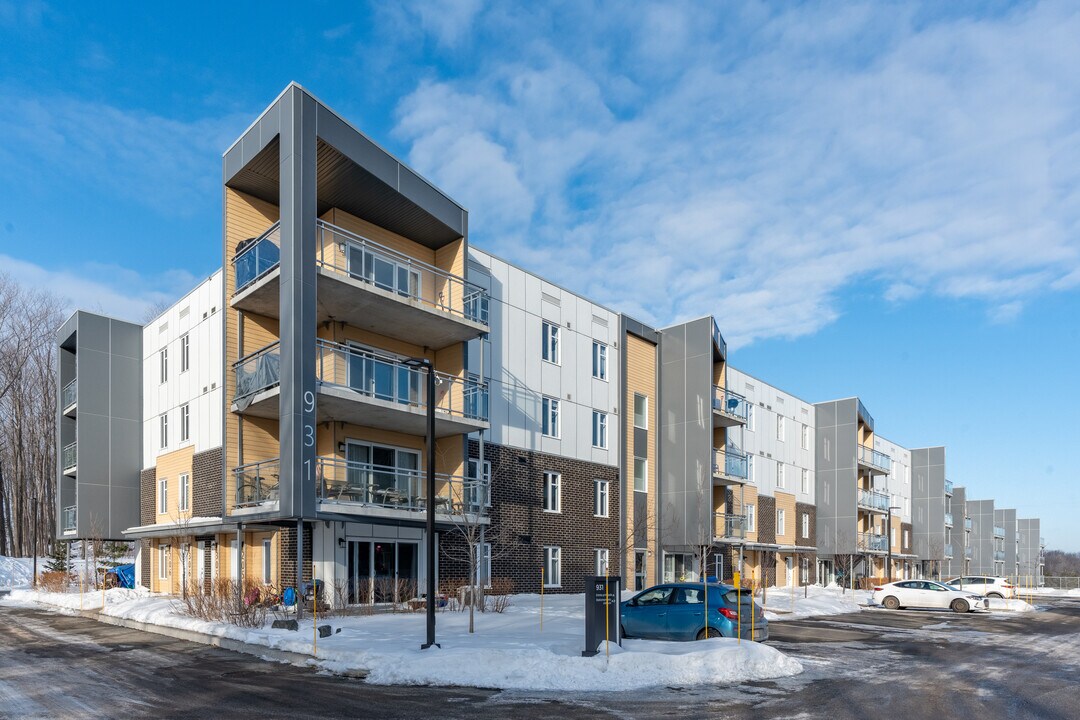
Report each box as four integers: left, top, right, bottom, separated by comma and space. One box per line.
818, 559, 834, 586
346, 540, 420, 604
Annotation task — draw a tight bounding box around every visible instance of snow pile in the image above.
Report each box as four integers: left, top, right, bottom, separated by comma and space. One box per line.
759, 584, 866, 621
987, 598, 1036, 612
3, 589, 802, 691
0, 557, 37, 589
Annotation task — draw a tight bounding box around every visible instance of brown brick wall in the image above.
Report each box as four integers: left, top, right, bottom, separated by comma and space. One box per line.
140, 539, 151, 587
797, 502, 817, 548
280, 523, 312, 590
140, 468, 156, 526
758, 495, 776, 545
902, 522, 913, 555
192, 447, 223, 518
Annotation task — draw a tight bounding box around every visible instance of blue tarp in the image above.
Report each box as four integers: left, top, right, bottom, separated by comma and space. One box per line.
112, 563, 135, 589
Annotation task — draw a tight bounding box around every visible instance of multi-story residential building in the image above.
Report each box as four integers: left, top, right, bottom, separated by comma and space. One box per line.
995, 508, 1017, 580
875, 436, 915, 580
911, 446, 949, 579
946, 485, 970, 577
967, 499, 999, 576
1017, 518, 1044, 585
727, 368, 818, 587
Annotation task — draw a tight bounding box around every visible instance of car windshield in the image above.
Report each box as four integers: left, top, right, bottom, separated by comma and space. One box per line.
634, 587, 673, 606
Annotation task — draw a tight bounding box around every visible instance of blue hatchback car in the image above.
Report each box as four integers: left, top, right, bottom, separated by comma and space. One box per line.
621, 583, 768, 641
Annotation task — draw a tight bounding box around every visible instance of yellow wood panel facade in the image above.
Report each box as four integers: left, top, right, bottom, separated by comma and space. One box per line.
154, 446, 195, 524
624, 332, 658, 588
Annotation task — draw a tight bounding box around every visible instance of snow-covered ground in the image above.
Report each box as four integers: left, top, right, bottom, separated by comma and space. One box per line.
987, 598, 1036, 612
1, 588, 803, 691
758, 584, 868, 621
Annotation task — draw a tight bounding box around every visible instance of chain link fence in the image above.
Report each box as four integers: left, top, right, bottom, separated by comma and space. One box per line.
1043, 576, 1080, 591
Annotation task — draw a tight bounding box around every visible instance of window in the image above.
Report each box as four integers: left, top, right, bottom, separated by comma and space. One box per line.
903, 529, 910, 547
777, 508, 786, 536
747, 455, 754, 483
801, 424, 810, 450
178, 473, 189, 512
594, 479, 609, 517
542, 321, 560, 364
891, 527, 897, 546
633, 393, 648, 429
595, 548, 609, 576
592, 411, 608, 448
801, 468, 810, 495
159, 348, 168, 383
747, 404, 755, 431
158, 545, 169, 580
180, 334, 190, 373
541, 396, 560, 437
180, 403, 190, 443
543, 546, 561, 587
746, 504, 756, 533
634, 550, 647, 591
262, 539, 272, 584
776, 463, 785, 489
776, 414, 785, 441
478, 543, 491, 589
467, 458, 492, 508
159, 413, 168, 449
158, 478, 168, 514
543, 471, 561, 513
633, 457, 648, 492
802, 512, 810, 539
592, 341, 607, 380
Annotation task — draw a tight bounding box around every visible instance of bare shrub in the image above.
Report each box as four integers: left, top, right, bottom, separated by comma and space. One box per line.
485, 578, 514, 613
38, 571, 72, 593
179, 579, 272, 628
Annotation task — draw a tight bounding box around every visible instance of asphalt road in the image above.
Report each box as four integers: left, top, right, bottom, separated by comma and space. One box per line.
2, 597, 1080, 719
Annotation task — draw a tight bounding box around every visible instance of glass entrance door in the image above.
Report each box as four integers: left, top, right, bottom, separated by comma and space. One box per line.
347, 539, 420, 605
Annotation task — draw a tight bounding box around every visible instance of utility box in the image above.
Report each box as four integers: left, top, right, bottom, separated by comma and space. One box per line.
582, 575, 622, 657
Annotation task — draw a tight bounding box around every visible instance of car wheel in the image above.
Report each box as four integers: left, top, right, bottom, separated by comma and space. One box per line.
697, 627, 720, 640
951, 599, 970, 613
987, 592, 1003, 599
882, 596, 901, 610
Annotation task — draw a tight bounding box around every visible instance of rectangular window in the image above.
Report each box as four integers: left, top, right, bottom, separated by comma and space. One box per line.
904, 529, 910, 547
541, 396, 560, 437
543, 546, 561, 587
592, 411, 608, 448
777, 508, 786, 536
542, 321, 560, 364
595, 548, 610, 576
478, 543, 492, 589
633, 457, 648, 493
160, 413, 168, 449
891, 527, 897, 547
158, 478, 168, 514
776, 414, 785, 441
592, 341, 607, 380
594, 479, 609, 517
543, 471, 561, 513
159, 348, 168, 384
747, 455, 754, 484
467, 458, 492, 508
180, 334, 190, 373
178, 473, 189, 512
802, 512, 810, 539
801, 468, 810, 495
747, 405, 755, 431
747, 504, 756, 533
180, 403, 190, 443
634, 550, 647, 591
262, 539, 272, 584
776, 463, 785, 489
801, 424, 810, 450
158, 545, 169, 580
633, 393, 648, 429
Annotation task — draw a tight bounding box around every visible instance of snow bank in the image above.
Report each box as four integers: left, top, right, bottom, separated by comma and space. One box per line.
2, 589, 802, 691
987, 598, 1036, 612
759, 585, 866, 621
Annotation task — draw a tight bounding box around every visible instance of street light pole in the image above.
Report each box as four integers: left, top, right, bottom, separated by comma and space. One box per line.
405, 357, 439, 650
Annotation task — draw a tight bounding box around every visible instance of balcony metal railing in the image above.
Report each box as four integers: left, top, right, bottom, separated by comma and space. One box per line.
62, 378, 77, 410
994, 550, 1006, 561
315, 340, 489, 421
713, 447, 749, 480
232, 222, 281, 293
858, 532, 888, 552
857, 488, 889, 512
711, 386, 749, 423
944, 543, 953, 558
62, 441, 77, 471
713, 512, 747, 540
945, 478, 953, 495
964, 546, 973, 558
945, 512, 953, 526
964, 517, 973, 531
233, 342, 281, 400
316, 220, 489, 326
993, 526, 1006, 538
316, 456, 488, 514
62, 505, 76, 531
233, 458, 280, 507
857, 444, 892, 473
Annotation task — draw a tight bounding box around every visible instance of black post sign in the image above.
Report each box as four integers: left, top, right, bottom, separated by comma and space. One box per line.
582, 575, 622, 657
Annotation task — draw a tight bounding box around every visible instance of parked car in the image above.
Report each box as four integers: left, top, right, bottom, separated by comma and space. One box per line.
944, 576, 1016, 599
872, 580, 989, 613
620, 582, 768, 641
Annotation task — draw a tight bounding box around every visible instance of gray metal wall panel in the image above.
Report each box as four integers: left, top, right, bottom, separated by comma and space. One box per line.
967, 499, 995, 575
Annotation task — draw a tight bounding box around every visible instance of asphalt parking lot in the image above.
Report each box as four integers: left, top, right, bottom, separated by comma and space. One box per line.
2, 597, 1079, 719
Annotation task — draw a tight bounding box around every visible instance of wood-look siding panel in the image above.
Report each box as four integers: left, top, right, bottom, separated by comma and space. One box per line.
624, 333, 658, 587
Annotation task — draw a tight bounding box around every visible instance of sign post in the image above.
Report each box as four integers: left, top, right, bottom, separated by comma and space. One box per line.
582, 575, 621, 657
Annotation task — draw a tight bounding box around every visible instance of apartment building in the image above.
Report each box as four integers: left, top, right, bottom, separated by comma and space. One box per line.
874, 436, 916, 580
995, 508, 1017, 579
911, 446, 949, 579
946, 485, 970, 577
967, 499, 1001, 576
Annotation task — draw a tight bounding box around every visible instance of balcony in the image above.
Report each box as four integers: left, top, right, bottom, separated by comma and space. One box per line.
964, 546, 973, 558
713, 512, 747, 540
712, 386, 749, 427
857, 444, 891, 474
964, 517, 972, 531
945, 478, 953, 495
945, 543, 953, 558
62, 441, 77, 475
233, 458, 280, 510
993, 526, 1006, 538
858, 532, 888, 553
945, 512, 953, 527
316, 456, 489, 521
994, 550, 1006, 561
62, 379, 77, 416
857, 488, 889, 513
230, 220, 489, 349
62, 505, 76, 533
232, 340, 489, 438
713, 447, 749, 484
1040, 537, 1046, 548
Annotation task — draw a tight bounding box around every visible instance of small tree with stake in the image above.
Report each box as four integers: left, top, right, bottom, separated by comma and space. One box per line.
44, 540, 73, 574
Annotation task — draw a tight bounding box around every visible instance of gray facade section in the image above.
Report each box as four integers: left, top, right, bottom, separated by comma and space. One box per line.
995, 508, 1017, 576
911, 446, 946, 568
56, 311, 143, 539
967, 499, 996, 576
1017, 518, 1042, 583
948, 485, 968, 576
813, 398, 859, 556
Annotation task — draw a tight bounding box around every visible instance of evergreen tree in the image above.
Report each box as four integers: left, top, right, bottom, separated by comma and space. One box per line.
100, 541, 132, 568
44, 541, 73, 574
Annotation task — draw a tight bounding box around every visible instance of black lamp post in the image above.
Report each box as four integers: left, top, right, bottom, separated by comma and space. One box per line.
886, 505, 901, 581
404, 357, 439, 649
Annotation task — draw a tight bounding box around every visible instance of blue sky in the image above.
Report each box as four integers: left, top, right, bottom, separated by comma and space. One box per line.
1, 1, 1077, 551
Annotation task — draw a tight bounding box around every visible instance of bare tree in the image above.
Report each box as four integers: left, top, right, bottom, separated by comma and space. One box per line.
170, 512, 196, 599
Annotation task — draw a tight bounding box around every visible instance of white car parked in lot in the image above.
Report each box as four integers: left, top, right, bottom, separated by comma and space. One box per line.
872, 580, 989, 613
944, 576, 1016, 599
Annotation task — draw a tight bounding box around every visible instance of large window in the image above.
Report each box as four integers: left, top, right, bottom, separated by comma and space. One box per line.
594, 479, 609, 517
776, 463, 785, 489
592, 411, 608, 449
542, 396, 560, 437
180, 334, 190, 373
594, 548, 609, 576
478, 543, 491, 589
802, 512, 810, 539
633, 393, 648, 429
159, 413, 168, 449
801, 423, 810, 450
634, 550, 647, 591
543, 471, 561, 513
633, 457, 648, 492
746, 504, 756, 533
592, 341, 607, 380
777, 508, 786, 536
158, 545, 169, 580
180, 403, 190, 443
542, 321, 560, 364
159, 348, 168, 384
467, 458, 492, 509
178, 473, 189, 512
543, 546, 561, 587
776, 414, 785, 441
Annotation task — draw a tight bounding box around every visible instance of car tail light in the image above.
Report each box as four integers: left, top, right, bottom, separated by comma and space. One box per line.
718, 607, 738, 620
873, 587, 883, 592
1003, 584, 1014, 589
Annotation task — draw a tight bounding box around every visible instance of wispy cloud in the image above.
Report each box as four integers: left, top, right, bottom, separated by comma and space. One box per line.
390, 1, 1080, 346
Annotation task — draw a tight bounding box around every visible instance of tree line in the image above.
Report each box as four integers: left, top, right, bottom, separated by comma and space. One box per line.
1044, 550, 1080, 577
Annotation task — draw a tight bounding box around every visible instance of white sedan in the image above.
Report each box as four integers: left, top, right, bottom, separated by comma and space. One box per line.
872, 580, 989, 613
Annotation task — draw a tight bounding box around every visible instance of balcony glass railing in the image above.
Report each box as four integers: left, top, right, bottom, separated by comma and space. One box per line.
62, 505, 76, 531
945, 543, 953, 558
858, 532, 888, 552
714, 512, 746, 539
233, 342, 280, 399
232, 222, 281, 293
945, 479, 953, 495
712, 386, 749, 422
945, 512, 953, 526
233, 458, 280, 507
62, 441, 77, 471
993, 526, 1006, 538
713, 447, 749, 480
316, 220, 490, 326
62, 378, 77, 410
857, 488, 889, 512
994, 550, 1006, 561
316, 456, 488, 514
964, 546, 973, 558
964, 517, 972, 531
857, 444, 892, 473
